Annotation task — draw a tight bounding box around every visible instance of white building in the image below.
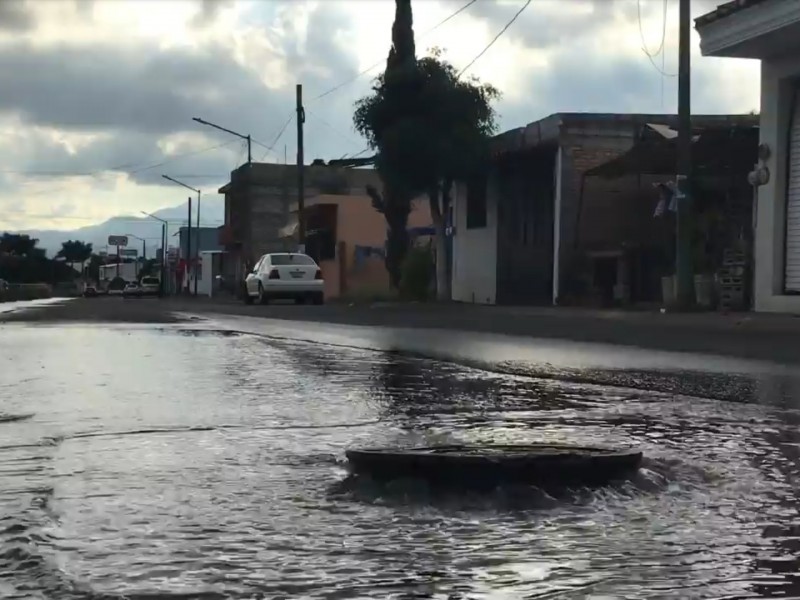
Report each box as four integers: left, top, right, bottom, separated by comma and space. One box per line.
697, 0, 800, 312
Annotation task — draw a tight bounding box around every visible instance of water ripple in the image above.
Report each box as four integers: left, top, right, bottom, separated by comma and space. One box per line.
0, 324, 799, 598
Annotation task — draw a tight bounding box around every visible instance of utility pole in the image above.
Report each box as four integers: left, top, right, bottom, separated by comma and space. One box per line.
160, 223, 166, 294
186, 196, 192, 295
296, 83, 306, 252
195, 190, 201, 297
163, 175, 201, 296
675, 0, 694, 309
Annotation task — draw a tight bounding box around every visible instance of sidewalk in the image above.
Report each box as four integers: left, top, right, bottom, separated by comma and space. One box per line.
169, 297, 800, 365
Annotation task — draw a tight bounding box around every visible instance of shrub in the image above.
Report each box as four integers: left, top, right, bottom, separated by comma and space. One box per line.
400, 245, 434, 301
0, 283, 52, 302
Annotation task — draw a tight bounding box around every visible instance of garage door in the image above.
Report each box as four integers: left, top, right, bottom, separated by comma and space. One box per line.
786, 93, 800, 292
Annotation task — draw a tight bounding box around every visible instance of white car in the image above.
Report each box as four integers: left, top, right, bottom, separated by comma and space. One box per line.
244, 252, 324, 305
139, 276, 160, 296
122, 282, 141, 297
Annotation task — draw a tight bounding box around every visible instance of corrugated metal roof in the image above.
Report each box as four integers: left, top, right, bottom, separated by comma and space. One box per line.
695, 0, 771, 28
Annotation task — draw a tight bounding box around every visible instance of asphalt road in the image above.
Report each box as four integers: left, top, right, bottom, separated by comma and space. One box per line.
3, 295, 800, 364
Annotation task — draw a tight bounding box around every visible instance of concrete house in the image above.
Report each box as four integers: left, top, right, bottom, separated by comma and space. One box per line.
696, 0, 800, 313
217, 161, 381, 286
281, 193, 432, 300
450, 112, 756, 306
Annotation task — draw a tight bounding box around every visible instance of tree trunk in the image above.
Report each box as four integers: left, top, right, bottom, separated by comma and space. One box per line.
385, 190, 411, 291
428, 180, 451, 302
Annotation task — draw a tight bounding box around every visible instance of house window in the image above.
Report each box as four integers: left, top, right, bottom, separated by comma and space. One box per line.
466, 175, 488, 229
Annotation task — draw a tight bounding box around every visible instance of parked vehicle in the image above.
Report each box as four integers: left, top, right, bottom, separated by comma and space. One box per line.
106, 276, 127, 296
244, 252, 324, 305
139, 276, 160, 296
122, 282, 141, 298
83, 286, 98, 298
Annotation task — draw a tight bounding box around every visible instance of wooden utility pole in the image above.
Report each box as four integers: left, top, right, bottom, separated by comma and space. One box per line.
675, 0, 694, 308
296, 83, 306, 252
186, 196, 192, 294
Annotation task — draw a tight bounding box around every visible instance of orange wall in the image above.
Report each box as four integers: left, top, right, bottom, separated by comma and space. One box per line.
306, 194, 431, 298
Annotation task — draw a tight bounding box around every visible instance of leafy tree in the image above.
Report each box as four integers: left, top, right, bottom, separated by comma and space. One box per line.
413, 52, 498, 299
0, 233, 43, 258
354, 0, 419, 289
355, 42, 499, 300
0, 233, 75, 284
57, 240, 93, 265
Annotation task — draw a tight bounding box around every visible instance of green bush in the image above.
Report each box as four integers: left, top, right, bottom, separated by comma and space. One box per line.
400, 245, 434, 301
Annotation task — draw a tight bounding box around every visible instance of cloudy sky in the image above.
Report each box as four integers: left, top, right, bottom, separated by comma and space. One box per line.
0, 0, 758, 233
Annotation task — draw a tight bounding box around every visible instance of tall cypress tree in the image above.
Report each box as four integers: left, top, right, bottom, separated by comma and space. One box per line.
357, 0, 419, 290
387, 0, 415, 75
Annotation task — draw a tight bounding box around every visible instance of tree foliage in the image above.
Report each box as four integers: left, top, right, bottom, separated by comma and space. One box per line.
354, 42, 500, 299
57, 240, 93, 264
0, 233, 43, 258
0, 233, 81, 284
355, 50, 499, 194
352, 0, 420, 289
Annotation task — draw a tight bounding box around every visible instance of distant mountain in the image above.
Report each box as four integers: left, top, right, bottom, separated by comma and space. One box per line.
15, 197, 225, 257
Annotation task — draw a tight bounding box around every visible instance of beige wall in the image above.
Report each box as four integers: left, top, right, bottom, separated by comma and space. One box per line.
305, 193, 431, 298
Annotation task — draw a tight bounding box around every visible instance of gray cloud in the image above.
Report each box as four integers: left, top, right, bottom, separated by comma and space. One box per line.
190, 0, 235, 28
0, 1, 368, 193
0, 0, 34, 31
466, 0, 722, 52
0, 0, 757, 221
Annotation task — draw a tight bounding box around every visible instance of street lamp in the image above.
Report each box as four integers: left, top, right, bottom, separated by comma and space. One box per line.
125, 233, 147, 260
192, 117, 251, 164
141, 211, 168, 296
125, 233, 147, 278
162, 175, 201, 296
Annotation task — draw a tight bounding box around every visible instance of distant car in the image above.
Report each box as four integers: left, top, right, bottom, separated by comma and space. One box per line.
139, 277, 160, 296
107, 277, 126, 296
122, 282, 141, 298
244, 252, 324, 305
83, 286, 98, 298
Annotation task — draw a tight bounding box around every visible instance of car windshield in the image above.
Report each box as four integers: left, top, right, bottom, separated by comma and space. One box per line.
270, 254, 315, 266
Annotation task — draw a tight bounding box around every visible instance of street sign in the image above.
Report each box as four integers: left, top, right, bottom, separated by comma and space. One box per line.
108, 235, 128, 247
120, 248, 138, 257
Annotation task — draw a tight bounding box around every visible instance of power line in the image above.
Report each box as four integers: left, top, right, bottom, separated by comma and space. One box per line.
637, 0, 677, 78
310, 0, 479, 102
259, 114, 294, 161
2, 140, 239, 181
305, 108, 363, 149
458, 0, 531, 79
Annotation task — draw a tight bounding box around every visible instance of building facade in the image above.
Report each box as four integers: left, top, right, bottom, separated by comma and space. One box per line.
697, 0, 800, 312
282, 193, 432, 300
217, 162, 381, 288
451, 112, 757, 306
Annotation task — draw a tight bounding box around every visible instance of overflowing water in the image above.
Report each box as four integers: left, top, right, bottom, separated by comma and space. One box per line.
2, 319, 800, 599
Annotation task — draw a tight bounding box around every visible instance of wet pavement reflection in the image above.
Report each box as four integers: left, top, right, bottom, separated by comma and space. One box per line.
1, 319, 800, 598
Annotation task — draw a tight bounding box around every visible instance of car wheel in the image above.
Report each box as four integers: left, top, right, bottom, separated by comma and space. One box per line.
313, 292, 324, 305
257, 283, 269, 305
244, 290, 254, 305
294, 296, 304, 305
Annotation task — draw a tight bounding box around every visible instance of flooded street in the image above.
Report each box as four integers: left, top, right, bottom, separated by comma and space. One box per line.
3, 312, 800, 599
